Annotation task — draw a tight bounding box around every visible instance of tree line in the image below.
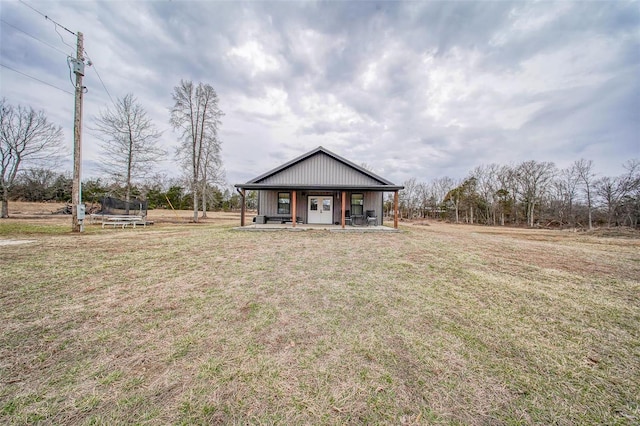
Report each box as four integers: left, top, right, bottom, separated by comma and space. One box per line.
6, 168, 257, 213
393, 158, 640, 229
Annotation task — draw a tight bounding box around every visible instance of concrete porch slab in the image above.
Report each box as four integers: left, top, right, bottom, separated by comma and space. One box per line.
234, 224, 400, 232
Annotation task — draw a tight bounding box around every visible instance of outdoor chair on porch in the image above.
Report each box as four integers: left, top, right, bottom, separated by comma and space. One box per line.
345, 210, 353, 226
366, 210, 377, 226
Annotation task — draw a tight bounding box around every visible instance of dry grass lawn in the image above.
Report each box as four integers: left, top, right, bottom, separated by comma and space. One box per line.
1, 203, 639, 424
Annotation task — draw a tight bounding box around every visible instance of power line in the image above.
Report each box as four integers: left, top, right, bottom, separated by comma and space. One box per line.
0, 18, 70, 57
18, 0, 76, 36
15, 1, 116, 110
53, 24, 75, 51
83, 50, 115, 106
0, 63, 74, 95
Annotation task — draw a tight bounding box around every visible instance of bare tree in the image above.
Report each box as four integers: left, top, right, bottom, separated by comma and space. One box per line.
432, 176, 454, 206
471, 164, 500, 225
574, 159, 596, 229
444, 178, 476, 224
200, 138, 225, 218
515, 160, 556, 227
596, 175, 624, 227
620, 159, 640, 227
462, 177, 479, 224
170, 80, 223, 222
94, 94, 165, 208
400, 178, 419, 219
595, 161, 639, 228
496, 165, 521, 225
554, 165, 580, 228
416, 181, 430, 218
0, 99, 64, 218
421, 176, 453, 220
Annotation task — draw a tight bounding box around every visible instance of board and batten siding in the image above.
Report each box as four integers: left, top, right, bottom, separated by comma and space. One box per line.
258, 190, 308, 222
297, 192, 307, 222
259, 190, 382, 225
259, 190, 283, 217
344, 191, 382, 225
257, 152, 382, 186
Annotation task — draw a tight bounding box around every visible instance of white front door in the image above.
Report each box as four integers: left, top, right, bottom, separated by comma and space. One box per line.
307, 196, 333, 224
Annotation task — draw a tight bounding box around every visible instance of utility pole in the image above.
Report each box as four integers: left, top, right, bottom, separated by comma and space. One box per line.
71, 32, 84, 232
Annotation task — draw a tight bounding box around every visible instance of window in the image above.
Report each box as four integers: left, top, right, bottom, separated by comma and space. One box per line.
277, 192, 290, 214
351, 193, 364, 215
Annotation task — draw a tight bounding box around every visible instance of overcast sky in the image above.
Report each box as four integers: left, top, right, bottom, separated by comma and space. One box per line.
1, 0, 639, 188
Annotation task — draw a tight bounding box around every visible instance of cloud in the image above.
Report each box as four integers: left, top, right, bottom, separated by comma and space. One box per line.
1, 0, 638, 188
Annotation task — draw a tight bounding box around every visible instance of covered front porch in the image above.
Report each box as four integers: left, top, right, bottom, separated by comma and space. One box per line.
235, 188, 401, 230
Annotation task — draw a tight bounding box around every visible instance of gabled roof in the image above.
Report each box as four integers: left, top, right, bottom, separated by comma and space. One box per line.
235, 146, 403, 191
248, 146, 394, 185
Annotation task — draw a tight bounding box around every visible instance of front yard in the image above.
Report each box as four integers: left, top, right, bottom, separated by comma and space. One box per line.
1, 216, 638, 424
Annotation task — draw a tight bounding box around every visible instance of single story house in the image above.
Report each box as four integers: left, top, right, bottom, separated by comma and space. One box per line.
234, 146, 404, 229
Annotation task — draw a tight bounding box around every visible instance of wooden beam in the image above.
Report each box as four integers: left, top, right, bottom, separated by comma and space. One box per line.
240, 189, 246, 227
292, 191, 297, 227
394, 191, 399, 229
341, 191, 346, 229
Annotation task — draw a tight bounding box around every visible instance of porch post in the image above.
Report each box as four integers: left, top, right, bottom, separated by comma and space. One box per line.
292, 190, 297, 227
394, 190, 399, 229
341, 191, 346, 229
240, 189, 246, 227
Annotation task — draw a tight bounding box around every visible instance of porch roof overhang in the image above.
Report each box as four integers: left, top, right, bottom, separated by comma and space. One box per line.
234, 183, 404, 191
